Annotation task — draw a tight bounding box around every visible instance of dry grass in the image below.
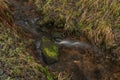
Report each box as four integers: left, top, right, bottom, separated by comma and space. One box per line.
83, 21, 116, 49
0, 0, 15, 27
35, 0, 120, 49
57, 72, 71, 80
0, 0, 35, 39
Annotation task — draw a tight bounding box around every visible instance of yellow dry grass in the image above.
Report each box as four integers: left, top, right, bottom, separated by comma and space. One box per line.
35, 0, 120, 49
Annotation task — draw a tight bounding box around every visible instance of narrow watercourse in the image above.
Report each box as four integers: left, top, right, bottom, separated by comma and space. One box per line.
6, 0, 120, 80
7, 0, 105, 64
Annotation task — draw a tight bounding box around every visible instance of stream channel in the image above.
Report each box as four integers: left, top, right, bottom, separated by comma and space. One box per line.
7, 0, 112, 80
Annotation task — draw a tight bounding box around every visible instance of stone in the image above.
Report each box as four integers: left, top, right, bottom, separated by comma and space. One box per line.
41, 36, 59, 64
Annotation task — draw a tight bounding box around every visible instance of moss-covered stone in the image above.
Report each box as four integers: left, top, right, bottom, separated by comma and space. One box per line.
41, 36, 59, 64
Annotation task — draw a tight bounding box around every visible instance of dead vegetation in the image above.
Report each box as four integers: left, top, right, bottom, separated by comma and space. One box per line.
35, 0, 120, 49
0, 0, 15, 28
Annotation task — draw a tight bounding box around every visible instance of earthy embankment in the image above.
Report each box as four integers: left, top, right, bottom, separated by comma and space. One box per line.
0, 1, 52, 80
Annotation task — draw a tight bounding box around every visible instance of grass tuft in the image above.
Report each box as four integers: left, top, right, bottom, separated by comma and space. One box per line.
35, 0, 120, 49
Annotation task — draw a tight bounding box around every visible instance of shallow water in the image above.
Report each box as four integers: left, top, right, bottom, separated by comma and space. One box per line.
55, 40, 91, 47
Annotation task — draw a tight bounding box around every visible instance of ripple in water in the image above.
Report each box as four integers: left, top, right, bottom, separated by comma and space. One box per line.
55, 40, 91, 48
55, 39, 104, 57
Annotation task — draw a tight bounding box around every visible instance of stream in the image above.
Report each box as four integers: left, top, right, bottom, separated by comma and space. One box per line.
7, 0, 114, 80
7, 0, 104, 58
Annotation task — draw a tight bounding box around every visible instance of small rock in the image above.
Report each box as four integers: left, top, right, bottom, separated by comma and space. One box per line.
41, 36, 59, 65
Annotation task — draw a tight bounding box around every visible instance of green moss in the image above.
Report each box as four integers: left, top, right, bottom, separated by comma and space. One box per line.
41, 36, 59, 64
43, 45, 58, 58
41, 36, 58, 59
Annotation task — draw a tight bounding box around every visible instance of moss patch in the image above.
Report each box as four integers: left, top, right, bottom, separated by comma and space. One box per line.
41, 36, 59, 64
41, 36, 58, 58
